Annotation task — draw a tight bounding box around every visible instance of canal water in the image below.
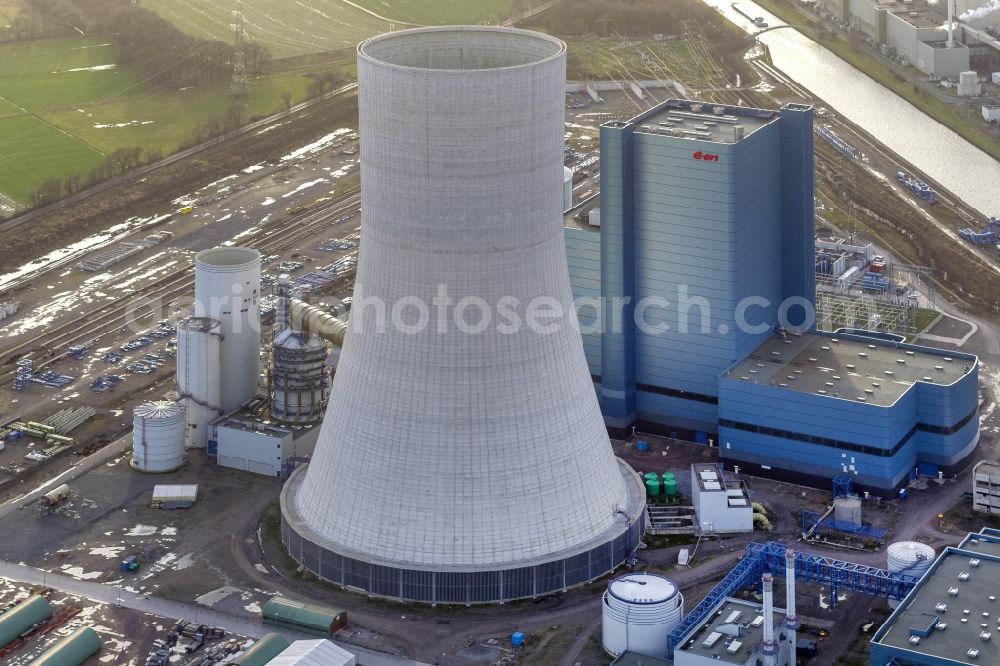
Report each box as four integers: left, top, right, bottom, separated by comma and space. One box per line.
703, 0, 1000, 217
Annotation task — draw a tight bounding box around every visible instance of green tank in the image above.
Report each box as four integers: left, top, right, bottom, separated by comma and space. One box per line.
28, 626, 100, 666
645, 477, 661, 497
643, 472, 660, 482
0, 595, 52, 649
662, 477, 678, 497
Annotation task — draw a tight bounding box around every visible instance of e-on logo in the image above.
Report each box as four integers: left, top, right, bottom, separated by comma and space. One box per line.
692, 151, 720, 162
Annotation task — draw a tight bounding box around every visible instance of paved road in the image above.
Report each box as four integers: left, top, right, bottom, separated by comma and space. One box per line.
0, 561, 428, 666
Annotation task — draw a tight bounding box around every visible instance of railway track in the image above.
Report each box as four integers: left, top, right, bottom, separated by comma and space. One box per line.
0, 188, 361, 385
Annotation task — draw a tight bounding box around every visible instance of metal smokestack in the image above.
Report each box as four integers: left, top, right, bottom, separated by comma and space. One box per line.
762, 574, 779, 666
786, 550, 799, 663
275, 274, 290, 336
948, 0, 954, 49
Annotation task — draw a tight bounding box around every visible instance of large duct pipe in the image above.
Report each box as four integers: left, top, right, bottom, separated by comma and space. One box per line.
288, 298, 348, 346
786, 550, 798, 663
762, 573, 779, 666
948, 0, 954, 49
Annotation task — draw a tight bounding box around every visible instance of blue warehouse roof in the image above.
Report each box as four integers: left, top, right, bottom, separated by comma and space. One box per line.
722, 331, 976, 407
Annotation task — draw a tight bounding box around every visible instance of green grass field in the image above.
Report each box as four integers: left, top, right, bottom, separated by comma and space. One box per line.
142, 0, 531, 58
0, 35, 329, 207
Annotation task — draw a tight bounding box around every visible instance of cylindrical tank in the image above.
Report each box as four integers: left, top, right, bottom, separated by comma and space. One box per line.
563, 166, 573, 211
43, 484, 70, 506
194, 246, 261, 413
232, 633, 291, 666
131, 401, 186, 473
176, 317, 222, 448
0, 595, 52, 648
602, 573, 683, 658
833, 495, 862, 526
27, 626, 101, 666
645, 477, 661, 497
663, 476, 678, 497
270, 329, 330, 424
887, 541, 936, 608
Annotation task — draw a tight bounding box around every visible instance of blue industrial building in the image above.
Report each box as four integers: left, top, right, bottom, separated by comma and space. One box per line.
565, 98, 980, 495
870, 528, 1000, 665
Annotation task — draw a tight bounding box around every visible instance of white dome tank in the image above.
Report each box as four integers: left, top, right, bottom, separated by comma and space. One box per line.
194, 246, 261, 414
602, 573, 683, 658
177, 317, 222, 448
887, 541, 935, 607
131, 401, 186, 473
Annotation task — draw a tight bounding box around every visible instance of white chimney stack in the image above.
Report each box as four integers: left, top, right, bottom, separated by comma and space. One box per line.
762, 573, 779, 666
948, 0, 954, 49
786, 550, 799, 662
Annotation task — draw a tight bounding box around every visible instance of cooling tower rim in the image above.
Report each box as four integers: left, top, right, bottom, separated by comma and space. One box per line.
195, 246, 261, 273
357, 25, 566, 74
281, 458, 645, 575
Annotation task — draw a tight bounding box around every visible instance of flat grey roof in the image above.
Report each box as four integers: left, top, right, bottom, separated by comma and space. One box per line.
631, 99, 779, 144
959, 533, 1000, 560
564, 194, 600, 232
889, 7, 946, 29
723, 332, 973, 407
677, 598, 786, 664
876, 548, 1000, 663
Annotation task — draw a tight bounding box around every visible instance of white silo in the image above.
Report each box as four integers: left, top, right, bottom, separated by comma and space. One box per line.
887, 541, 936, 608
833, 495, 862, 527
176, 317, 222, 448
194, 246, 261, 413
280, 26, 645, 603
131, 401, 186, 473
602, 573, 683, 658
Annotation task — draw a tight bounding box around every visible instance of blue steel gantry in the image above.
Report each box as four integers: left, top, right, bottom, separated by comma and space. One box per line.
832, 475, 854, 498
666, 542, 918, 655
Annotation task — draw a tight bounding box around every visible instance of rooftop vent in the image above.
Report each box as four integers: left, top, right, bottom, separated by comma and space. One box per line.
818, 390, 828, 395
973, 558, 983, 568
779, 383, 788, 387
825, 382, 834, 387
962, 618, 969, 624
923, 376, 933, 381
809, 357, 818, 362
989, 595, 996, 602
865, 389, 874, 395
794, 369, 803, 374
968, 648, 980, 659
935, 365, 944, 371
896, 359, 906, 364
757, 363, 766, 367
936, 603, 948, 612
771, 351, 781, 356
833, 375, 842, 380
959, 572, 970, 581
884, 370, 895, 376
831, 338, 839, 342
821, 346, 831, 351
981, 631, 992, 641
908, 636, 921, 646
965, 610, 972, 615
949, 587, 960, 597
936, 622, 948, 631
846, 364, 856, 370
944, 357, 953, 362
872, 382, 881, 387
859, 352, 868, 358
857, 396, 866, 402
868, 345, 877, 350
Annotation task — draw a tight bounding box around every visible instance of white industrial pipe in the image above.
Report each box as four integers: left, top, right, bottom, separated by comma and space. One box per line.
289, 298, 348, 346
786, 550, 798, 663
762, 573, 779, 666
948, 0, 954, 49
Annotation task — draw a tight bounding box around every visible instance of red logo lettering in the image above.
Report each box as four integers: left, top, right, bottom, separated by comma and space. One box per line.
692, 151, 720, 162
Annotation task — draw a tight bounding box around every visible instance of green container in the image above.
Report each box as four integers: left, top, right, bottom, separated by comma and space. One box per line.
645, 478, 661, 497
663, 478, 678, 497
662, 472, 676, 482
643, 472, 660, 483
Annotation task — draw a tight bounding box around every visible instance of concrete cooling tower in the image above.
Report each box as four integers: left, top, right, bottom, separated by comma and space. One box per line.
280, 26, 645, 603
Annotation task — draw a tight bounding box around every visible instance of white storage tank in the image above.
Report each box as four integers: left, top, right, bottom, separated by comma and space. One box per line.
834, 495, 862, 526
563, 166, 573, 211
131, 401, 186, 473
887, 541, 936, 607
194, 246, 261, 413
177, 317, 222, 448
602, 573, 683, 658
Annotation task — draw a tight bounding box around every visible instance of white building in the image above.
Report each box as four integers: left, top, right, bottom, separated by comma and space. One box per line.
973, 460, 1000, 514
269, 639, 356, 666
210, 408, 319, 478
673, 598, 790, 666
982, 104, 1000, 122
691, 464, 753, 533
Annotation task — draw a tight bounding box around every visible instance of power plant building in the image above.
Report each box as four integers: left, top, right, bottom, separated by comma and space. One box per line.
280, 26, 645, 603
870, 528, 1000, 665
566, 98, 980, 496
